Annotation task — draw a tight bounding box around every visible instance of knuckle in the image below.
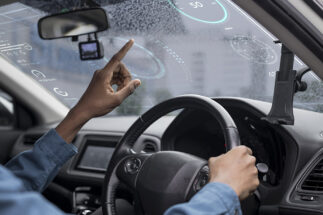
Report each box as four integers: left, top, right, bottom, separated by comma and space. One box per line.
243, 148, 249, 154
253, 167, 258, 175
250, 156, 256, 164
238, 145, 248, 152
234, 146, 243, 153
245, 146, 251, 152
237, 145, 245, 150
208, 157, 215, 163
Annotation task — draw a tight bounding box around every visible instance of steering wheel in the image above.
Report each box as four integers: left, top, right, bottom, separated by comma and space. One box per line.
102, 95, 241, 215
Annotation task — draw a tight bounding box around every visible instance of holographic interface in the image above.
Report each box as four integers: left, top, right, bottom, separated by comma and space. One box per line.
0, 1, 321, 114
230, 35, 277, 65
103, 37, 165, 79
168, 0, 228, 24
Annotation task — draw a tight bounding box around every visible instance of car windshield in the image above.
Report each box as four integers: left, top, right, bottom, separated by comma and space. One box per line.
0, 0, 322, 116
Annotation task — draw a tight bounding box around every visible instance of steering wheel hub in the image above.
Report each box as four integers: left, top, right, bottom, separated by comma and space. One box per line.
135, 151, 206, 215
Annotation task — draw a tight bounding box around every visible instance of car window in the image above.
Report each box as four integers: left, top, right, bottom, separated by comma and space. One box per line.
0, 0, 321, 116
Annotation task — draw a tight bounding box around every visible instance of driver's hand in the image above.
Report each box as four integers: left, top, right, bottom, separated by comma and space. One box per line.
75, 39, 141, 118
56, 39, 140, 143
208, 146, 259, 200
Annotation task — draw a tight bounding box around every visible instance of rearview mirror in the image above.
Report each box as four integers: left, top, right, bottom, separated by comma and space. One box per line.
38, 8, 109, 40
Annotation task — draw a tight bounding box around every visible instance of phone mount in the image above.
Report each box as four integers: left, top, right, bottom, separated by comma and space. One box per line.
262, 42, 310, 125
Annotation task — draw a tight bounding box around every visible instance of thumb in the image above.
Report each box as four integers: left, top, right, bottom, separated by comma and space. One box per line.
116, 79, 141, 101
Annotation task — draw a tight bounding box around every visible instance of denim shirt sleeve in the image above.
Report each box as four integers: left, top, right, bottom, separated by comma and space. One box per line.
5, 128, 78, 192
0, 165, 69, 215
164, 182, 242, 215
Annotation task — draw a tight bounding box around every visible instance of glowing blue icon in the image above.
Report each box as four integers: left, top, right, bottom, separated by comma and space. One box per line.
168, 0, 228, 24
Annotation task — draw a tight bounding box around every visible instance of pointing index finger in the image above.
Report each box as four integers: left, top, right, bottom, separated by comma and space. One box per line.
104, 39, 134, 70
115, 39, 134, 61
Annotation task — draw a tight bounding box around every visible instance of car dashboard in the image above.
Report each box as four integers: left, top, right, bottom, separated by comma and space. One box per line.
162, 102, 286, 187
10, 97, 323, 214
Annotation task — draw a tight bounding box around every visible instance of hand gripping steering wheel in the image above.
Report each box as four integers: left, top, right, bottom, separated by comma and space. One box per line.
102, 95, 241, 215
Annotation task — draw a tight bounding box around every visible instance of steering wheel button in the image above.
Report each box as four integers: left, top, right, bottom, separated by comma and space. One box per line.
124, 158, 141, 174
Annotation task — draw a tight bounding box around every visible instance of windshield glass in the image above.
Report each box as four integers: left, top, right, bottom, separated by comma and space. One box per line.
0, 0, 322, 115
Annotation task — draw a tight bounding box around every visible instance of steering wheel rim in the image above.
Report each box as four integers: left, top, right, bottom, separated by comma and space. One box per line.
102, 94, 241, 215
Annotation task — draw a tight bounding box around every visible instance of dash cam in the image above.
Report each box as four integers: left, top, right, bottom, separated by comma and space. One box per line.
79, 40, 104, 60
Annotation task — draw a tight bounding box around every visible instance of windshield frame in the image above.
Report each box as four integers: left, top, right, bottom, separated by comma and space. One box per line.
0, 0, 321, 116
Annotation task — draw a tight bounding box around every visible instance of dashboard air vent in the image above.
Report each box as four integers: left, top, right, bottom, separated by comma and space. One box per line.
23, 134, 43, 145
301, 159, 323, 191
142, 141, 157, 153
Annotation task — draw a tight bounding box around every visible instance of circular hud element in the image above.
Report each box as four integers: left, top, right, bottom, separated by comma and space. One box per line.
168, 0, 228, 24
230, 35, 277, 64
103, 37, 165, 79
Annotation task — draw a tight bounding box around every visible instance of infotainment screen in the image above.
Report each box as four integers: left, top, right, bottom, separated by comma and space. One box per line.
78, 145, 115, 172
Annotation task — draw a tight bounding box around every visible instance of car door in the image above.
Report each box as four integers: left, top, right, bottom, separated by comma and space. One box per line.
0, 89, 35, 164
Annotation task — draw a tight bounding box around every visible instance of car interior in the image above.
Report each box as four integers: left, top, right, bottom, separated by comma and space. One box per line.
0, 0, 322, 215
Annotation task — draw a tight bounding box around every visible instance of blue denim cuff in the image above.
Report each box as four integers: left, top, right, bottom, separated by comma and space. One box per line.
35, 129, 78, 166
195, 182, 242, 215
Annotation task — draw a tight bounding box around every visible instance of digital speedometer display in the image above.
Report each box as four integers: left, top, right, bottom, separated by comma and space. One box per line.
167, 0, 228, 24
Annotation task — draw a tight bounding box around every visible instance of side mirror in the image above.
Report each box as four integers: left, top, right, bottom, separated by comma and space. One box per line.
38, 8, 109, 40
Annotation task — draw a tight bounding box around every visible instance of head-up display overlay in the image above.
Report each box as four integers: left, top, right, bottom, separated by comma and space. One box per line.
0, 1, 321, 114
